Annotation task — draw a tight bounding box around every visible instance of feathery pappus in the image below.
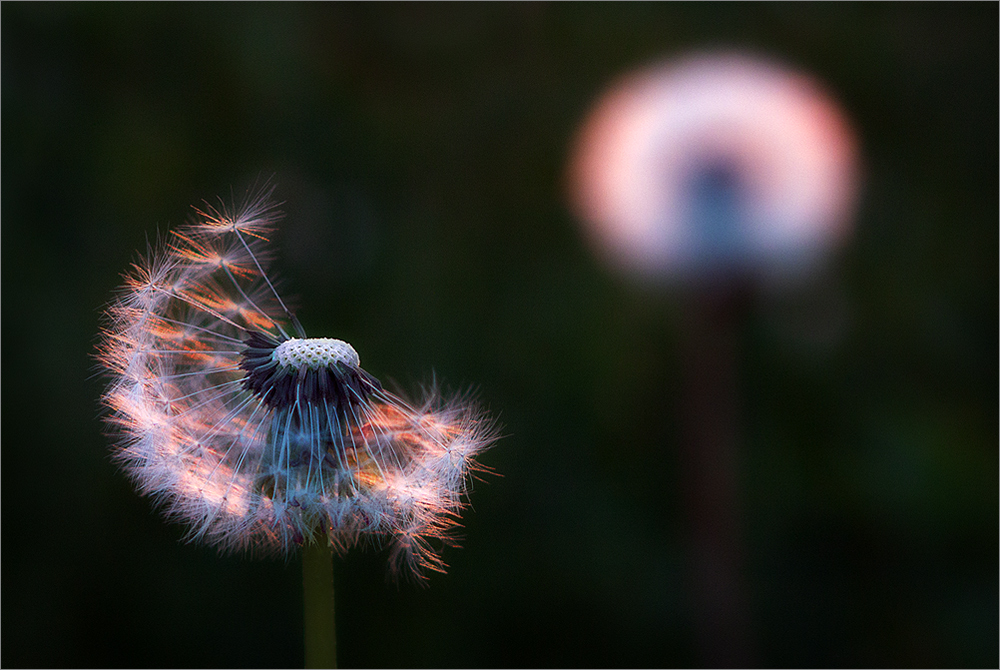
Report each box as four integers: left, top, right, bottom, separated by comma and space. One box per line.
97, 186, 497, 577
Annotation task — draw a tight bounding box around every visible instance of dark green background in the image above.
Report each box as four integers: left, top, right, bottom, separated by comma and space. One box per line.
3, 3, 996, 668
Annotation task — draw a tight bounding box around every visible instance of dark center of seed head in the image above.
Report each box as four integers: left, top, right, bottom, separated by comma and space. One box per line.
239, 332, 382, 412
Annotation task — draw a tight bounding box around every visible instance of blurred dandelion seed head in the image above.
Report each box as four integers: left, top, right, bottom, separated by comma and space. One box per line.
568, 50, 861, 286
97, 185, 497, 578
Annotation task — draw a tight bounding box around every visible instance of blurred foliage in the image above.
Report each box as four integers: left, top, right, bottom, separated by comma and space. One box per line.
2, 3, 996, 668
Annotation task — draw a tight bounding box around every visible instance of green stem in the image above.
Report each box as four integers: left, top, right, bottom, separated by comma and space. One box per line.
303, 542, 337, 669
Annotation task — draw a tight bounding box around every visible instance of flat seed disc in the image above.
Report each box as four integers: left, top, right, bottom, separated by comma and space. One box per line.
273, 338, 360, 370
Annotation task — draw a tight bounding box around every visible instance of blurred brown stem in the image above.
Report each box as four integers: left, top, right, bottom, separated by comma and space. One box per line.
679, 287, 753, 668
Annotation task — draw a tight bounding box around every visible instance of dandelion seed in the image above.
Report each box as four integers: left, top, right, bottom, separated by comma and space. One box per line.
98, 185, 497, 578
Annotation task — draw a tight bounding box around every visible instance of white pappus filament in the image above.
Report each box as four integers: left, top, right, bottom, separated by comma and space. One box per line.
97, 186, 496, 578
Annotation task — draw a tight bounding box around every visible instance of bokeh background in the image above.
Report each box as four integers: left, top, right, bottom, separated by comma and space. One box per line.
3, 4, 996, 668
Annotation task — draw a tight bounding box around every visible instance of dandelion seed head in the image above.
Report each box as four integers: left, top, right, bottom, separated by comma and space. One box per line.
97, 184, 497, 578
568, 51, 860, 285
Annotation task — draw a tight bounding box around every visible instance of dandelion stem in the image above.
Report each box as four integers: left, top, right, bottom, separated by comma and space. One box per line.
679, 287, 753, 668
303, 543, 337, 669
